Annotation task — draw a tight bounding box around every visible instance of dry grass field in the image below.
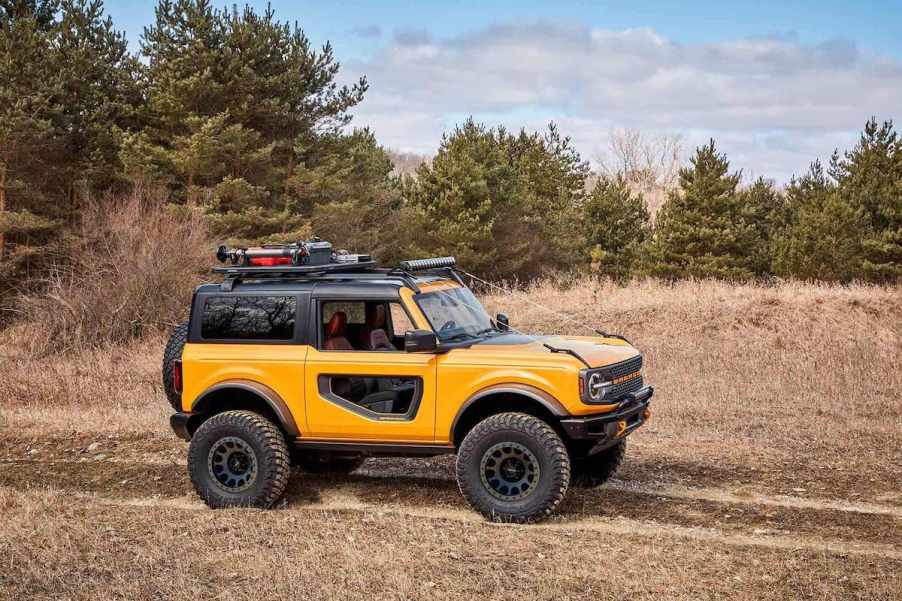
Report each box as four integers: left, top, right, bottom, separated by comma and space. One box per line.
1, 279, 901, 600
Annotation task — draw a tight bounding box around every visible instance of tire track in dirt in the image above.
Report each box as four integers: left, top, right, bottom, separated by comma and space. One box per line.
71, 487, 902, 560
606, 481, 902, 518
355, 465, 902, 518
7, 456, 902, 518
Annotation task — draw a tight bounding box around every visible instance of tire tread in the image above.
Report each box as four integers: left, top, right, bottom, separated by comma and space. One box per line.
456, 412, 570, 523
162, 322, 189, 412
188, 410, 290, 509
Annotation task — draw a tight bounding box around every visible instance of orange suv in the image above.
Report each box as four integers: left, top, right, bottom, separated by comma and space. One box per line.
162, 242, 653, 522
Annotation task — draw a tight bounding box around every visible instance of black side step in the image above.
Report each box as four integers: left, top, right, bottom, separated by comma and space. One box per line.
293, 440, 455, 457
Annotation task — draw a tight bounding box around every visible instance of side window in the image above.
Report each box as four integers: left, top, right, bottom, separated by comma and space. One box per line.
389, 303, 414, 337
320, 300, 408, 351
201, 296, 296, 340
320, 301, 365, 350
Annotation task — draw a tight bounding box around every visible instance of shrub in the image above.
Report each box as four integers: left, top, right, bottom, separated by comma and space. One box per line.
19, 190, 211, 354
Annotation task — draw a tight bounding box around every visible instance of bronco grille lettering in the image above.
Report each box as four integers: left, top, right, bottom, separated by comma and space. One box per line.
612, 371, 641, 385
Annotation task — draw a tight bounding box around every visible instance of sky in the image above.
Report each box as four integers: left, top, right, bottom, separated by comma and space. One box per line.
104, 1, 902, 183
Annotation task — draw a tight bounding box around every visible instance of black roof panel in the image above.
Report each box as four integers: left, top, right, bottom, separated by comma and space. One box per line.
195, 272, 456, 297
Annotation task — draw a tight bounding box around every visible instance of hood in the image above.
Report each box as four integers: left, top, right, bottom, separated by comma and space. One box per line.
472, 332, 639, 368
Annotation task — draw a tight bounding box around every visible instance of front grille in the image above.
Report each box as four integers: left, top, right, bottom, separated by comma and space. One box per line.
607, 355, 642, 379
610, 374, 644, 398
602, 355, 643, 400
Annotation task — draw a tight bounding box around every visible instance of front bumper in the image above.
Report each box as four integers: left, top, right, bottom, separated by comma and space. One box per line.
558, 386, 653, 447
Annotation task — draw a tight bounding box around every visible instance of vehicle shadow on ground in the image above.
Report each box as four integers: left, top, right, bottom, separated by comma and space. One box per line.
354, 453, 753, 490
0, 452, 752, 507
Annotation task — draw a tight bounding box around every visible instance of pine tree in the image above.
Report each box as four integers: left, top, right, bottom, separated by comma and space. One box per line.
583, 176, 650, 279
408, 120, 509, 276
773, 161, 867, 281
772, 119, 901, 282
1, 0, 140, 285
53, 0, 142, 200
509, 123, 590, 271
410, 119, 589, 280
171, 112, 275, 207
737, 177, 787, 275
305, 128, 406, 262
829, 118, 902, 280
134, 0, 369, 242
0, 1, 61, 266
641, 140, 764, 280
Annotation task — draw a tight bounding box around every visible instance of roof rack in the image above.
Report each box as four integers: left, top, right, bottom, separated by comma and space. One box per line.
212, 239, 461, 292
213, 260, 378, 277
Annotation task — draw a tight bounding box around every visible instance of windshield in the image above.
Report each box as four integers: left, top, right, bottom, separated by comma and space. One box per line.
416, 286, 495, 342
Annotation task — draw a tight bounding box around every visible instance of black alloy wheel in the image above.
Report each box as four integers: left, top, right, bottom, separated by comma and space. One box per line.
208, 436, 258, 492
479, 441, 540, 501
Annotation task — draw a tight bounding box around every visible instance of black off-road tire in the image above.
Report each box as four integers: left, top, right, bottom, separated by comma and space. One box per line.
295, 452, 365, 475
162, 322, 189, 411
456, 412, 570, 523
570, 440, 626, 488
188, 410, 290, 509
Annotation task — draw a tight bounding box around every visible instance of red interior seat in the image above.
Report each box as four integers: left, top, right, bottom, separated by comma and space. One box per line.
359, 304, 392, 350
324, 311, 353, 350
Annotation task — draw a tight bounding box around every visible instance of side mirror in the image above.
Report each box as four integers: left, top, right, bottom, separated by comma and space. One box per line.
405, 329, 438, 353
496, 313, 510, 331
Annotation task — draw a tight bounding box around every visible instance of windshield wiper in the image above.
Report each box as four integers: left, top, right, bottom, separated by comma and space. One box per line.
442, 328, 494, 343
472, 327, 499, 337
442, 332, 474, 342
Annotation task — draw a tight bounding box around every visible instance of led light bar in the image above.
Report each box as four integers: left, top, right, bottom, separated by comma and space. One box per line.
399, 256, 457, 271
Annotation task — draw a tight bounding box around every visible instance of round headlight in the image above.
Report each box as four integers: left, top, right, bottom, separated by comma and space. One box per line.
587, 372, 611, 400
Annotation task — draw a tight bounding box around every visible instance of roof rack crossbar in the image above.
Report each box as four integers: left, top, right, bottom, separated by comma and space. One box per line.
216, 267, 425, 293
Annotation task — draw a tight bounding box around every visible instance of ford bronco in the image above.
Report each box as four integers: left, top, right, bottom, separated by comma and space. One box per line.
162, 240, 653, 522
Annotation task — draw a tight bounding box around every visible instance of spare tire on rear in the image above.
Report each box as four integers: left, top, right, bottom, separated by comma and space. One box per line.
162, 322, 189, 412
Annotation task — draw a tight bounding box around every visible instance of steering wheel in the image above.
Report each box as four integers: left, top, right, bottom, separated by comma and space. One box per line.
439, 319, 457, 332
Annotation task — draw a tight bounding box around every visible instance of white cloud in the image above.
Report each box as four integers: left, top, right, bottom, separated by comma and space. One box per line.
339, 22, 902, 183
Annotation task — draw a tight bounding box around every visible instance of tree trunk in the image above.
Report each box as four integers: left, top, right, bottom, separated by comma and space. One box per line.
285, 151, 295, 191
0, 164, 6, 261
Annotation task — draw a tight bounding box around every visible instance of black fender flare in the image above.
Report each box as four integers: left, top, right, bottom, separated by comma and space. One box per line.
191, 379, 300, 437
450, 383, 567, 442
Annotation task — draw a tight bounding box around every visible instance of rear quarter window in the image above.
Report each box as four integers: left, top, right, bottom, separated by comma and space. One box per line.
201, 295, 296, 340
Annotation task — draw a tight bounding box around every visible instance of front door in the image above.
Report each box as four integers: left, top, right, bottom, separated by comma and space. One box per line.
304, 298, 437, 442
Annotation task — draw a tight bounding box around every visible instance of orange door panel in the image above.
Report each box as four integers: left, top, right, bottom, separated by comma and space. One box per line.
304, 348, 437, 442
